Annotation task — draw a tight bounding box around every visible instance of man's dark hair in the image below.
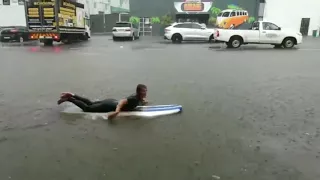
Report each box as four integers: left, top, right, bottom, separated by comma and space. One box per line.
136, 84, 147, 93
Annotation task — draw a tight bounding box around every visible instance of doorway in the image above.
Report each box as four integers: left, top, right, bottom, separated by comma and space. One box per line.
300, 18, 310, 36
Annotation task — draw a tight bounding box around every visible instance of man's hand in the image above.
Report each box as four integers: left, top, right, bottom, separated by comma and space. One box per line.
142, 98, 148, 105
108, 112, 119, 119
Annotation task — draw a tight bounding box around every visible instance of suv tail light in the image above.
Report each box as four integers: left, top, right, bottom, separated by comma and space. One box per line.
165, 28, 170, 32
125, 28, 131, 31
10, 29, 18, 33
112, 29, 117, 32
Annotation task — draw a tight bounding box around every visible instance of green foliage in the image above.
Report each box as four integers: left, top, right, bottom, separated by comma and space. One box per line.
248, 17, 256, 23
129, 16, 140, 24
160, 14, 173, 26
227, 4, 243, 10
208, 17, 217, 25
210, 6, 221, 17
151, 17, 161, 24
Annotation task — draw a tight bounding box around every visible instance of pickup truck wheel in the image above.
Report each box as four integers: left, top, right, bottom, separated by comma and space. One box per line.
282, 38, 295, 48
229, 37, 242, 48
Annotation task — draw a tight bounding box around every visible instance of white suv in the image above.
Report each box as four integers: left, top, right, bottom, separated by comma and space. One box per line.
164, 22, 215, 43
112, 22, 139, 41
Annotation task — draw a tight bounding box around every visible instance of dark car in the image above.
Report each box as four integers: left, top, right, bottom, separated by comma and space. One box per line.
0, 26, 30, 43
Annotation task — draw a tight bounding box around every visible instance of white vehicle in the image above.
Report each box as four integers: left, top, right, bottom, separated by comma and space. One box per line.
214, 21, 303, 49
112, 22, 139, 41
164, 22, 215, 43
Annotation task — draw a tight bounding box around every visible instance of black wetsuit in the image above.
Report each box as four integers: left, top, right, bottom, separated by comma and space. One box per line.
68, 94, 142, 113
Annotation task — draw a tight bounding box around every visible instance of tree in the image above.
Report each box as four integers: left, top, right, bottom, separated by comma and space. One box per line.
129, 16, 140, 24
210, 6, 221, 17
160, 14, 173, 26
151, 17, 161, 24
208, 17, 217, 25
227, 4, 243, 10
248, 17, 256, 23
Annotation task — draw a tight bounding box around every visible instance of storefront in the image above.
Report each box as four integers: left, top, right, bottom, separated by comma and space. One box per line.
174, 0, 212, 24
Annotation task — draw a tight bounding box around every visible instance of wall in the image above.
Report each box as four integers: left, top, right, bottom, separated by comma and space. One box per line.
88, 0, 130, 15
263, 0, 320, 36
0, 1, 26, 27
130, 0, 258, 17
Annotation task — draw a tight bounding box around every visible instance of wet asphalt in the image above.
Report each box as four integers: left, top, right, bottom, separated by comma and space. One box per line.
0, 36, 320, 180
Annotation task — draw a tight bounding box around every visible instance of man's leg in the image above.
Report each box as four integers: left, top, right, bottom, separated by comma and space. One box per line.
67, 98, 106, 112
60, 93, 100, 105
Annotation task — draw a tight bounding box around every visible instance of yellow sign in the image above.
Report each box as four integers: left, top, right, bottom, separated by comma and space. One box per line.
181, 3, 204, 11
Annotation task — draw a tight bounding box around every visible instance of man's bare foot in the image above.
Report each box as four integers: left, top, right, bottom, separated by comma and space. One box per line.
57, 97, 68, 105
60, 92, 74, 98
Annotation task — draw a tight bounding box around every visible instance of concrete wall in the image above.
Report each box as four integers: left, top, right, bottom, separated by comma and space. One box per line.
130, 0, 259, 18
0, 2, 26, 27
263, 0, 320, 36
90, 13, 130, 33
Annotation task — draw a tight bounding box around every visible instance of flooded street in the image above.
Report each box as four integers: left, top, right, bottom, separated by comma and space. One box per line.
0, 36, 320, 180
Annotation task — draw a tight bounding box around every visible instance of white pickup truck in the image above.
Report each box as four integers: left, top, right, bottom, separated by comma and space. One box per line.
214, 21, 303, 49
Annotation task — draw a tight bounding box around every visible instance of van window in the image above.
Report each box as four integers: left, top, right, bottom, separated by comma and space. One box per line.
230, 12, 236, 17
222, 12, 230, 17
237, 12, 240, 16
240, 12, 243, 15
217, 13, 222, 17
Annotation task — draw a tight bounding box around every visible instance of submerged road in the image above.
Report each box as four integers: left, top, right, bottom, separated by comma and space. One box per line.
0, 36, 320, 180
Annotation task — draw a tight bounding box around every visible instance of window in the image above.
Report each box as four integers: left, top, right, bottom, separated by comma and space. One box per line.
240, 12, 243, 15
230, 12, 236, 17
217, 13, 222, 17
222, 12, 230, 17
183, 24, 193, 29
18, 0, 24, 5
236, 12, 240, 16
3, 0, 10, 5
191, 24, 202, 29
244, 12, 247, 15
263, 22, 279, 30
251, 22, 259, 30
115, 23, 131, 27
174, 24, 185, 28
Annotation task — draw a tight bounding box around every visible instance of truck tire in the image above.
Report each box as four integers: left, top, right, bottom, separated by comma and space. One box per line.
282, 37, 295, 49
228, 36, 242, 48
43, 39, 53, 46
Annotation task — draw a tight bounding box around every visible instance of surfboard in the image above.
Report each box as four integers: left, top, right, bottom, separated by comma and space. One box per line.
61, 103, 182, 120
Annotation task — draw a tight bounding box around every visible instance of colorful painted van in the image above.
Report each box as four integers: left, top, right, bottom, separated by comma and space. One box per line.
216, 9, 249, 29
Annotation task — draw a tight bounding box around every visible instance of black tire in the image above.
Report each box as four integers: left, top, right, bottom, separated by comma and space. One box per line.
171, 34, 182, 43
130, 33, 135, 41
273, 44, 283, 49
282, 38, 295, 49
228, 36, 242, 48
208, 34, 214, 43
43, 39, 53, 46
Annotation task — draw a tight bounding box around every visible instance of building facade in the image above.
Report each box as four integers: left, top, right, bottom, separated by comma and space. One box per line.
261, 0, 320, 36
0, 0, 26, 27
88, 0, 129, 15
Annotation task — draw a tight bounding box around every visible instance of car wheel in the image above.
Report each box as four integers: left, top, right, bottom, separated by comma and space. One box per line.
19, 36, 24, 43
282, 38, 295, 49
172, 34, 182, 43
228, 36, 242, 48
130, 34, 135, 41
208, 34, 214, 43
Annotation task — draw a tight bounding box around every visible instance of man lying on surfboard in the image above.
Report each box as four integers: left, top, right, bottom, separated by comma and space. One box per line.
57, 84, 148, 119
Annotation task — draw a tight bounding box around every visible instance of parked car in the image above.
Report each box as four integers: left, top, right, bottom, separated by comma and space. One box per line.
0, 26, 30, 43
164, 22, 215, 43
112, 22, 139, 41
214, 21, 303, 49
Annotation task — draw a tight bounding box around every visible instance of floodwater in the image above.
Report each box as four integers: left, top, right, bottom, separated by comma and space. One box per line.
0, 37, 320, 180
